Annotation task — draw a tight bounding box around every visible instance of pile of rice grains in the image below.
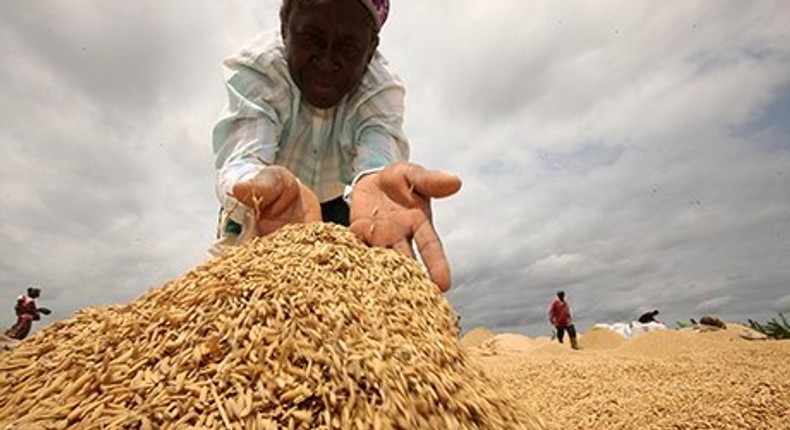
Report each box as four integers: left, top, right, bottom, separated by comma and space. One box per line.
477, 330, 790, 430
0, 223, 544, 430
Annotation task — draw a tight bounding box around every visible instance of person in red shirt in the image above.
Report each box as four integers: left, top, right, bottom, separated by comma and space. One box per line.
548, 290, 578, 350
5, 287, 51, 340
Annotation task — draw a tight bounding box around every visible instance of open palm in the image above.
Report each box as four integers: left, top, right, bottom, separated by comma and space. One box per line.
349, 163, 462, 292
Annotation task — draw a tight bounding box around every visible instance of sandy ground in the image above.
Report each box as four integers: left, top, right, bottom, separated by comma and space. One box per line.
466, 326, 790, 430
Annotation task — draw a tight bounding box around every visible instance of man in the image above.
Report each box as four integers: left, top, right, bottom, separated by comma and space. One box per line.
548, 291, 578, 350
638, 309, 661, 324
212, 0, 461, 291
5, 287, 51, 340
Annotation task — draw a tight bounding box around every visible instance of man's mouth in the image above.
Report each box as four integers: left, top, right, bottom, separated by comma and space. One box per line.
308, 81, 340, 94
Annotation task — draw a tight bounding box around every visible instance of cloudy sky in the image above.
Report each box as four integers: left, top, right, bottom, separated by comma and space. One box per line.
1, 1, 788, 337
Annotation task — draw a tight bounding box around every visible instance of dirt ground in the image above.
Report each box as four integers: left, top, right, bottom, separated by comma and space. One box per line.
467, 327, 790, 430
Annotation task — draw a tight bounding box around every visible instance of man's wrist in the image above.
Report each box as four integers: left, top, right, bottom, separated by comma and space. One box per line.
343, 167, 385, 204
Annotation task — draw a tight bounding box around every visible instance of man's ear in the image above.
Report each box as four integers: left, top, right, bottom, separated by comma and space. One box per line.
367, 34, 379, 63
279, 0, 291, 41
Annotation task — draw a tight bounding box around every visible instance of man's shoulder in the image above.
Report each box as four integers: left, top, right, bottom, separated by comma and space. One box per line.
224, 31, 288, 75
357, 51, 404, 96
222, 31, 294, 106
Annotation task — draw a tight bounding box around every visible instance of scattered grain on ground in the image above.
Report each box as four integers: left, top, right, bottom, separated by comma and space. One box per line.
472, 330, 790, 430
460, 326, 495, 349
577, 327, 626, 350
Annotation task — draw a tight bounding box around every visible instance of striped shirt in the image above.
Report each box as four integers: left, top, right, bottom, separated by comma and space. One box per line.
212, 32, 409, 226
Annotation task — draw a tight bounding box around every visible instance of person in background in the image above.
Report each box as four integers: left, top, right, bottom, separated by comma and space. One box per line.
5, 287, 51, 340
638, 309, 661, 324
211, 0, 461, 292
548, 290, 578, 350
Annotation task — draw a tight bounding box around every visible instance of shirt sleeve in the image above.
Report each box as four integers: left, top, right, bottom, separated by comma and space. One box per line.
351, 73, 410, 178
549, 301, 558, 324
212, 45, 288, 224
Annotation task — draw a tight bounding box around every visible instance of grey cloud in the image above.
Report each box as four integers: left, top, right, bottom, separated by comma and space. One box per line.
2, 1, 789, 340
774, 295, 790, 313
0, 3, 171, 117
695, 295, 734, 314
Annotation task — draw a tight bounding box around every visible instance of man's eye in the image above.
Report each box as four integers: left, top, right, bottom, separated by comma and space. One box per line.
299, 33, 321, 47
340, 43, 362, 58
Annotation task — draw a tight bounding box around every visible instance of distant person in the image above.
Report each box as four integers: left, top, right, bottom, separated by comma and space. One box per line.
5, 287, 51, 340
548, 291, 578, 350
638, 310, 661, 324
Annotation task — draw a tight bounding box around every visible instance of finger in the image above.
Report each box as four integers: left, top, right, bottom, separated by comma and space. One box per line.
265, 173, 300, 215
380, 164, 462, 208
232, 172, 299, 216
232, 180, 278, 209
406, 165, 462, 199
392, 238, 416, 260
378, 163, 417, 207
349, 218, 375, 245
236, 210, 260, 245
300, 183, 324, 222
413, 220, 452, 292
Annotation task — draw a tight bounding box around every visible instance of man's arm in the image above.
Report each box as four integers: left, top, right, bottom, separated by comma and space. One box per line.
549, 302, 558, 326
211, 43, 320, 236
346, 80, 464, 292
212, 82, 282, 227
214, 101, 322, 239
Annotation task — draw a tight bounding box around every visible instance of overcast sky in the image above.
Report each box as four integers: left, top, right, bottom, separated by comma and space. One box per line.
1, 1, 788, 337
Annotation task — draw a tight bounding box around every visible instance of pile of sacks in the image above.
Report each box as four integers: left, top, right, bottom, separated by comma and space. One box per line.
592, 321, 668, 339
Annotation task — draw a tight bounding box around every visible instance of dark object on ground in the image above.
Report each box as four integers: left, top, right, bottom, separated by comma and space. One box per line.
700, 315, 727, 329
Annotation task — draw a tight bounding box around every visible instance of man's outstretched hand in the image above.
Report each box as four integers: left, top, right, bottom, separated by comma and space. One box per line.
349, 163, 462, 292
232, 166, 322, 242
231, 163, 462, 292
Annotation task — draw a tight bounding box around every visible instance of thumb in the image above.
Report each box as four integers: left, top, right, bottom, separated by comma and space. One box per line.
380, 163, 462, 207
407, 166, 462, 199
232, 170, 282, 208
232, 167, 302, 216
233, 180, 279, 208
236, 210, 260, 245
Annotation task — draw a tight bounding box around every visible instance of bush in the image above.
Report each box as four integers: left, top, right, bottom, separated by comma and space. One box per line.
748, 313, 789, 340
675, 318, 698, 329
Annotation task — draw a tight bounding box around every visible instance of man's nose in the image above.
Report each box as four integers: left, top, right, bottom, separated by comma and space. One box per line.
314, 44, 341, 72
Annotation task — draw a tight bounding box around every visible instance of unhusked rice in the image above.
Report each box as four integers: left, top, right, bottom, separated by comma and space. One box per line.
0, 223, 544, 430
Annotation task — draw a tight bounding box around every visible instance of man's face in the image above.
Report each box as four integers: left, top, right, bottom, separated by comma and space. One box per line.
282, 0, 378, 109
